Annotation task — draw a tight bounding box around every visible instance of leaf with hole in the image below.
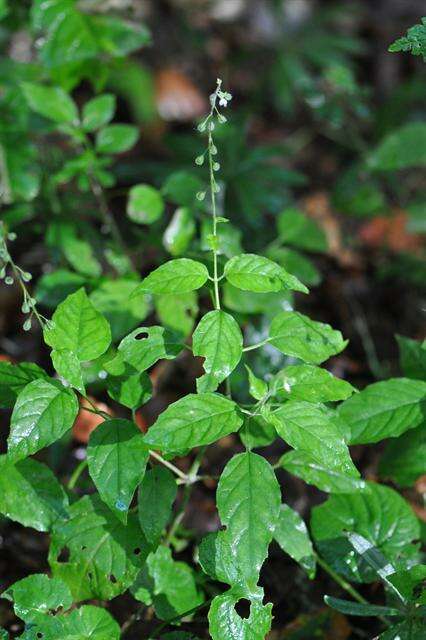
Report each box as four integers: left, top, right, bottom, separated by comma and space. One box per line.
2, 574, 72, 622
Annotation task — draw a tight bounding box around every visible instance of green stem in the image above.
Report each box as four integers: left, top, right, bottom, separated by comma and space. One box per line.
67, 460, 88, 490
149, 450, 188, 482
242, 337, 271, 352
208, 131, 220, 311
315, 552, 392, 627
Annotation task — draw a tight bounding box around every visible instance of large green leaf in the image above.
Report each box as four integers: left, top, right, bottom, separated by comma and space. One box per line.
21, 82, 78, 124
132, 259, 209, 296
49, 495, 149, 601
0, 361, 48, 408
265, 402, 357, 475
89, 279, 149, 341
8, 378, 79, 461
145, 546, 203, 619
163, 207, 196, 256
96, 124, 139, 154
209, 590, 272, 640
51, 348, 85, 394
107, 371, 152, 410
127, 184, 164, 224
311, 483, 420, 582
2, 574, 72, 622
379, 424, 426, 487
23, 605, 121, 640
277, 208, 327, 252
216, 452, 281, 590
144, 393, 242, 454
138, 466, 177, 546
44, 288, 111, 362
274, 504, 315, 577
269, 312, 347, 364
82, 94, 116, 131
105, 326, 182, 375
396, 335, 426, 380
193, 310, 243, 392
338, 378, 426, 444
271, 364, 355, 403
280, 450, 367, 494
0, 456, 68, 531
224, 253, 308, 293
87, 419, 149, 523
369, 122, 426, 170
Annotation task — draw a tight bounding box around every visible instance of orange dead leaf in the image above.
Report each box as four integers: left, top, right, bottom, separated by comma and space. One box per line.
155, 68, 207, 122
72, 396, 113, 444
359, 210, 423, 253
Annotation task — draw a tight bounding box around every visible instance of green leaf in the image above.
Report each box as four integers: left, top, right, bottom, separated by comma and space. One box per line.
280, 450, 368, 494
132, 259, 209, 296
324, 596, 401, 617
347, 533, 404, 597
87, 419, 149, 523
0, 361, 48, 408
369, 122, 426, 170
269, 311, 348, 364
277, 208, 327, 252
388, 565, 426, 605
379, 424, 426, 487
162, 171, 204, 207
193, 310, 243, 393
107, 371, 152, 410
155, 292, 198, 336
8, 378, 79, 461
61, 235, 102, 278
0, 455, 68, 531
239, 416, 277, 449
245, 366, 268, 401
51, 349, 85, 394
311, 483, 420, 583
396, 335, 426, 380
265, 401, 357, 475
274, 504, 315, 578
216, 452, 281, 589
21, 82, 78, 124
105, 326, 182, 375
27, 604, 121, 640
224, 253, 308, 294
96, 124, 138, 154
267, 246, 321, 286
82, 94, 116, 131
271, 364, 355, 403
2, 574, 72, 621
44, 288, 111, 362
49, 495, 149, 601
146, 546, 203, 619
163, 207, 196, 256
138, 466, 177, 545
144, 393, 243, 454
338, 378, 426, 444
35, 269, 86, 308
127, 184, 164, 225
223, 284, 293, 317
209, 590, 272, 640
389, 18, 426, 60
90, 279, 150, 341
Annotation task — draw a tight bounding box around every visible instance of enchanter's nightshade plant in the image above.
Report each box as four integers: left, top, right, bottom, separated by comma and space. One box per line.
0, 77, 425, 640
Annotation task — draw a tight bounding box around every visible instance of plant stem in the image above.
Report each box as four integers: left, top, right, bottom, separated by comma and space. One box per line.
242, 337, 272, 352
149, 450, 188, 481
208, 130, 221, 311
67, 460, 88, 490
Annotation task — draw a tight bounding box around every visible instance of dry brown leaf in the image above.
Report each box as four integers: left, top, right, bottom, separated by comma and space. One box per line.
72, 396, 113, 444
359, 210, 423, 253
155, 68, 207, 122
